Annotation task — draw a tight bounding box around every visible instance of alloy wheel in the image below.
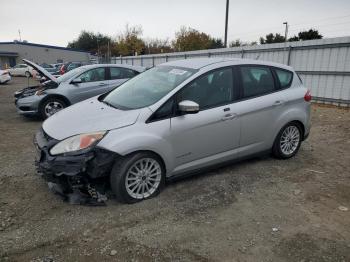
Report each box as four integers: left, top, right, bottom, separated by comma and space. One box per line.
125, 158, 162, 199
279, 125, 300, 155
44, 101, 64, 117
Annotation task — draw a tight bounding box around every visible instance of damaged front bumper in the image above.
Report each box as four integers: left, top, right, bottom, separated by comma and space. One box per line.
34, 128, 117, 205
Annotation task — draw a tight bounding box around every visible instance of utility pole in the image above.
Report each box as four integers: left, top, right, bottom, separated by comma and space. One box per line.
224, 0, 229, 47
283, 22, 288, 42
97, 38, 100, 63
107, 41, 110, 63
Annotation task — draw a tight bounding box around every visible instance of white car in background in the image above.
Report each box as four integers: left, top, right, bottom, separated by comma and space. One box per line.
8, 64, 36, 77
0, 70, 11, 84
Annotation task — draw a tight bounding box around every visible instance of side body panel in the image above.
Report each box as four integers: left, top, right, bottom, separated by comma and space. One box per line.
98, 63, 310, 178
235, 90, 287, 157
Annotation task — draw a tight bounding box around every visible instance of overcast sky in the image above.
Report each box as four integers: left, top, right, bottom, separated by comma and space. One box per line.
1, 0, 350, 47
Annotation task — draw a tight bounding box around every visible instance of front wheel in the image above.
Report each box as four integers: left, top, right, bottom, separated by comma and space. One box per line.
39, 97, 66, 119
110, 152, 165, 204
272, 122, 302, 159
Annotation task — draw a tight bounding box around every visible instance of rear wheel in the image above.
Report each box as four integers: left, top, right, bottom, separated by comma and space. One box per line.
272, 122, 302, 159
39, 97, 66, 119
110, 152, 165, 204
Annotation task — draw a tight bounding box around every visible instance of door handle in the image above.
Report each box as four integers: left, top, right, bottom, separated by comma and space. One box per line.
273, 100, 285, 106
99, 83, 107, 86
222, 113, 237, 121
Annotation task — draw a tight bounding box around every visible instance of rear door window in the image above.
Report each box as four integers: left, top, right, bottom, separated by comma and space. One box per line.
239, 66, 275, 98
78, 68, 106, 83
110, 67, 138, 80
274, 68, 293, 88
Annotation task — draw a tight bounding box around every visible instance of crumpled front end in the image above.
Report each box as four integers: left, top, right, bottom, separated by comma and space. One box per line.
34, 128, 117, 205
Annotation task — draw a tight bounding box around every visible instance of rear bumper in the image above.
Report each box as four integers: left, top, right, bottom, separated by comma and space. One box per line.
0, 74, 11, 83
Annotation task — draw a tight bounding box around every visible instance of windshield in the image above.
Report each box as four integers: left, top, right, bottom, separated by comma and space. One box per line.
103, 66, 196, 109
56, 67, 85, 83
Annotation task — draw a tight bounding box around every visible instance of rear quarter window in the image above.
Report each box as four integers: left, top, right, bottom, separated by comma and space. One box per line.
296, 73, 303, 84
274, 68, 293, 88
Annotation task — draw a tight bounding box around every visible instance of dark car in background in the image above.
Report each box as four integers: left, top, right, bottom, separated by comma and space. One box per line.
40, 63, 57, 74
59, 62, 90, 75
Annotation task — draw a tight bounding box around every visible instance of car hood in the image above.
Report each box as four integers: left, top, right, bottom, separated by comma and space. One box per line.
42, 97, 140, 140
23, 59, 57, 83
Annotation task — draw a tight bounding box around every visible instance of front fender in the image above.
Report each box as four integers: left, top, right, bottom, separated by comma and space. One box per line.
97, 123, 174, 175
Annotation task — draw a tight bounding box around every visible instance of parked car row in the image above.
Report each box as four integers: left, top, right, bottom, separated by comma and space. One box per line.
28, 58, 311, 205
6, 61, 90, 82
0, 70, 11, 84
7, 63, 36, 77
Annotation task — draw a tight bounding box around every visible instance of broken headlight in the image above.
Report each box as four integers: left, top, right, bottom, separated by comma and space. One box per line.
35, 89, 46, 96
50, 131, 107, 155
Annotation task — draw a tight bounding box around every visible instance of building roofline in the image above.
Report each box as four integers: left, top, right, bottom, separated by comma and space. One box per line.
0, 42, 90, 53
0, 51, 18, 57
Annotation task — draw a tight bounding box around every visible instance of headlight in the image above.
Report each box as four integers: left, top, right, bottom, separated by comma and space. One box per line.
50, 131, 107, 155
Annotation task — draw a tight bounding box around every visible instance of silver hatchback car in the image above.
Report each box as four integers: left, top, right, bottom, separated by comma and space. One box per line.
14, 59, 145, 119
34, 58, 311, 204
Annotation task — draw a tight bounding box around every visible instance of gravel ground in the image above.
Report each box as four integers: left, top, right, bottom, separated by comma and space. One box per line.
0, 77, 349, 262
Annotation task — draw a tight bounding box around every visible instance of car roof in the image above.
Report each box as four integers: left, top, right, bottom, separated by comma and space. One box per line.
79, 64, 146, 72
159, 58, 294, 71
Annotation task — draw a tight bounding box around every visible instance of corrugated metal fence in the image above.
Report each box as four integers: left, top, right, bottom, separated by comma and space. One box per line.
111, 36, 350, 106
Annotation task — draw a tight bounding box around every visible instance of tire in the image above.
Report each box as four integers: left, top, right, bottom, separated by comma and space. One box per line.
110, 152, 165, 204
25, 71, 31, 78
272, 122, 302, 159
39, 97, 67, 119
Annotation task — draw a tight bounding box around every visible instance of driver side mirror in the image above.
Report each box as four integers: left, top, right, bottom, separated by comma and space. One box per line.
178, 100, 199, 114
71, 78, 82, 84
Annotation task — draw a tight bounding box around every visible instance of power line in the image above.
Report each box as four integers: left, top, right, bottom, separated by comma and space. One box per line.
289, 20, 350, 33
228, 13, 350, 39
291, 14, 350, 27
227, 20, 350, 43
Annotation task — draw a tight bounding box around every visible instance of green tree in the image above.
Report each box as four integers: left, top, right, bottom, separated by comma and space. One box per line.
144, 38, 173, 54
260, 33, 285, 44
289, 29, 323, 42
67, 31, 111, 54
112, 24, 146, 56
229, 39, 257, 47
209, 38, 224, 49
229, 39, 242, 47
288, 35, 300, 42
172, 27, 215, 52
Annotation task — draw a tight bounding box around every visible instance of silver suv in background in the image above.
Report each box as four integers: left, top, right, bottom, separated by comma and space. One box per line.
14, 59, 145, 118
34, 58, 311, 204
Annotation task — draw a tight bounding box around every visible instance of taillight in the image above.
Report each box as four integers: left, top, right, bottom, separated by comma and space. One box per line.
304, 90, 312, 102
59, 65, 65, 75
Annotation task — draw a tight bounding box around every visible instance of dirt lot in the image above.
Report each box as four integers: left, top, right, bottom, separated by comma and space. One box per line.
0, 77, 349, 262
